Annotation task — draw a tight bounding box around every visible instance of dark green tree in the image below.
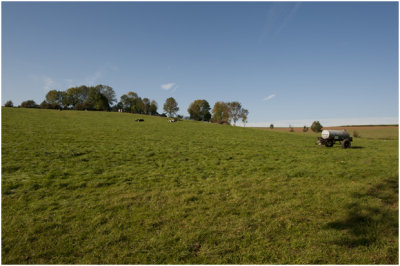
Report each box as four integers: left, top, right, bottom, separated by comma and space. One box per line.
40, 100, 51, 109
95, 85, 116, 106
65, 86, 89, 109
142, 98, 151, 115
85, 86, 109, 110
20, 100, 39, 108
187, 99, 211, 121
149, 100, 158, 115
4, 100, 13, 107
45, 90, 66, 109
120, 91, 140, 113
132, 97, 144, 114
311, 121, 323, 132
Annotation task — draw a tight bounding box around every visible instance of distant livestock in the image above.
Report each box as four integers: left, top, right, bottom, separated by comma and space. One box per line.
168, 119, 177, 123
135, 119, 144, 122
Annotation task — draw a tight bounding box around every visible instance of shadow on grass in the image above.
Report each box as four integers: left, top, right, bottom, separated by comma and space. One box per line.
350, 146, 364, 149
325, 178, 398, 248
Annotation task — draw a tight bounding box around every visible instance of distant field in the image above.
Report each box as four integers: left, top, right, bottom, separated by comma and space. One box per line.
255, 125, 398, 140
2, 108, 398, 264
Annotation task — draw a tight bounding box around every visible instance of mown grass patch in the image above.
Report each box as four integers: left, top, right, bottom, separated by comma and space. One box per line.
2, 108, 398, 264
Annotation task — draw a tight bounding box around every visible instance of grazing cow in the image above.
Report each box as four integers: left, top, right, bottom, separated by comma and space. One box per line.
168, 119, 177, 123
135, 119, 144, 122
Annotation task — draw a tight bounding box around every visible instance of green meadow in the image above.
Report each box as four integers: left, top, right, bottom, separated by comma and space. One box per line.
2, 108, 398, 264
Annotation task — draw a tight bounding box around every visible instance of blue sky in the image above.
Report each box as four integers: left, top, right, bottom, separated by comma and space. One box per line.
2, 2, 398, 126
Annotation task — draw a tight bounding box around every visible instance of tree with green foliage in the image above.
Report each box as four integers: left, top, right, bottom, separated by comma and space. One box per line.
311, 121, 323, 132
20, 100, 39, 108
142, 98, 151, 115
163, 97, 179, 117
270, 124, 274, 129
227, 101, 243, 126
240, 108, 249, 126
4, 100, 13, 107
187, 99, 211, 121
95, 85, 116, 106
45, 90, 66, 109
119, 95, 130, 112
149, 100, 158, 115
65, 86, 90, 109
211, 101, 230, 124
303, 125, 309, 132
120, 91, 140, 113
40, 100, 51, 109
132, 97, 144, 114
85, 87, 109, 110
116, 101, 124, 111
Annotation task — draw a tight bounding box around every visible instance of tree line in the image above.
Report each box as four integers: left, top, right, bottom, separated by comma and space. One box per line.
5, 84, 249, 125
268, 121, 324, 132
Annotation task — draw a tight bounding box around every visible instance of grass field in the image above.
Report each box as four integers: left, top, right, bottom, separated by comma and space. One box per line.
2, 108, 398, 264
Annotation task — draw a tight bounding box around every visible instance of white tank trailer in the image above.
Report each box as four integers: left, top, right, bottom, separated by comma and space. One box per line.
317, 130, 353, 148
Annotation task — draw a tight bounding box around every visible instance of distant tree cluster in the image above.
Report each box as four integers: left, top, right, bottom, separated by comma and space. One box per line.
118, 91, 158, 115
21, 100, 39, 108
187, 99, 211, 121
10, 85, 159, 115
42, 85, 117, 111
7, 87, 250, 126
210, 101, 248, 126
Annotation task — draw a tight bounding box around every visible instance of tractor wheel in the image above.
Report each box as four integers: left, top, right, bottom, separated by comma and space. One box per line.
325, 140, 334, 147
342, 139, 351, 149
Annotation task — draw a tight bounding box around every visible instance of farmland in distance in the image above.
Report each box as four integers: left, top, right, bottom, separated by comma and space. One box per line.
2, 108, 398, 264
255, 126, 398, 140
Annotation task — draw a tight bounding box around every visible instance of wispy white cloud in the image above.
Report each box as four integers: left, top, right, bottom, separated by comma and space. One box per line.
84, 71, 102, 86
161, 82, 176, 91
29, 75, 56, 92
29, 65, 118, 94
259, 3, 301, 42
64, 79, 74, 87
263, 94, 276, 101
66, 65, 118, 87
43, 76, 55, 91
277, 3, 301, 33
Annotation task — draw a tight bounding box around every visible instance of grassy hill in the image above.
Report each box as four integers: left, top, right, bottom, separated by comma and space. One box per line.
2, 108, 398, 264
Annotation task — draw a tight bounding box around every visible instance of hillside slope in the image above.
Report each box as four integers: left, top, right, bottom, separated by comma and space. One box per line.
2, 108, 398, 263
